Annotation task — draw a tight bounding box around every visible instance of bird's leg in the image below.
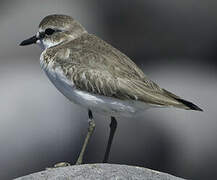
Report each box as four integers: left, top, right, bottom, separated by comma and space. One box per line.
48, 110, 95, 169
76, 110, 95, 165
103, 116, 117, 163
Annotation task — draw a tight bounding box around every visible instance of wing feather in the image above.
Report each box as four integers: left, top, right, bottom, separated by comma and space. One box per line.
47, 34, 185, 107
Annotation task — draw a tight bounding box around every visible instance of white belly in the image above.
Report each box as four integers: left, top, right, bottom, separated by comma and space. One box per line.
40, 60, 150, 117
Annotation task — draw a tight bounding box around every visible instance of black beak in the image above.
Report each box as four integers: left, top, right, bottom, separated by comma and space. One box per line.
19, 35, 38, 46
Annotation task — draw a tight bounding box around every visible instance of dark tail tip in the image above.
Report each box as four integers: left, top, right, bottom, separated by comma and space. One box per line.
175, 98, 203, 111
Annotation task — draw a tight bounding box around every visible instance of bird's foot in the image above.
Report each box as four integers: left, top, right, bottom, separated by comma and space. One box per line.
75, 158, 82, 165
54, 162, 71, 168
46, 162, 71, 170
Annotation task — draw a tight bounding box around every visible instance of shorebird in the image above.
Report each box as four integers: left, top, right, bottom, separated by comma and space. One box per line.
20, 14, 202, 165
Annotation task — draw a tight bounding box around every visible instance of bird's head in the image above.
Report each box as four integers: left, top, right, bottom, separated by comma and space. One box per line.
20, 14, 87, 50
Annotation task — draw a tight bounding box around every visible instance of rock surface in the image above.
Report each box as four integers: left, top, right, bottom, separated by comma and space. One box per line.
15, 164, 185, 180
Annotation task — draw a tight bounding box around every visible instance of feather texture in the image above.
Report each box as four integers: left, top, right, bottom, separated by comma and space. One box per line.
41, 33, 202, 110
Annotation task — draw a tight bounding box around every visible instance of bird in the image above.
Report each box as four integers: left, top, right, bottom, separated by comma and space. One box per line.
20, 14, 203, 165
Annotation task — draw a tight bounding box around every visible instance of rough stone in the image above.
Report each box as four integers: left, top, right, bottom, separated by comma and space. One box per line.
15, 164, 185, 180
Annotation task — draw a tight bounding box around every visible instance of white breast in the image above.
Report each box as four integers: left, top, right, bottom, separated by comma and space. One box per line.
40, 54, 150, 117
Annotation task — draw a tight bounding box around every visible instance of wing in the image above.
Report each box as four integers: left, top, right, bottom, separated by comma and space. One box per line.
66, 65, 183, 107
46, 34, 187, 107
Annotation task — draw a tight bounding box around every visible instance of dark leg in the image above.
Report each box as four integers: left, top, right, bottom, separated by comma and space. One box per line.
76, 110, 95, 165
103, 116, 117, 163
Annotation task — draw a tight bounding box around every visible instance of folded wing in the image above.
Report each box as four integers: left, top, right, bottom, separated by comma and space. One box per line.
50, 34, 202, 110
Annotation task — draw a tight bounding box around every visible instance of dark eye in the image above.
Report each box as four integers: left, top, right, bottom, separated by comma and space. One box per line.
45, 28, 55, 35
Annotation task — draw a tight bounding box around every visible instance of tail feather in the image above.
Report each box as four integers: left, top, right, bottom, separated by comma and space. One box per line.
163, 89, 203, 111
174, 98, 203, 111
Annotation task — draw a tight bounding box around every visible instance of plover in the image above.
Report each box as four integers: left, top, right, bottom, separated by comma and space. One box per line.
20, 14, 202, 165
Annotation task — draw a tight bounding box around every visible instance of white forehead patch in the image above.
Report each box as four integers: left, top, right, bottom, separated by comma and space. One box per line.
39, 27, 43, 33
36, 32, 40, 38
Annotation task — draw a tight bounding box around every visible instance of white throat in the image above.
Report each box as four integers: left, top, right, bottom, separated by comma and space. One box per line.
36, 39, 60, 50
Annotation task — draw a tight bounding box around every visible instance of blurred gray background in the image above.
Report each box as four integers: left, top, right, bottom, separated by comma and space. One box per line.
0, 0, 216, 179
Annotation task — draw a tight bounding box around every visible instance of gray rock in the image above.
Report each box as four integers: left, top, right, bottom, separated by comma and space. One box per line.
14, 164, 185, 180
